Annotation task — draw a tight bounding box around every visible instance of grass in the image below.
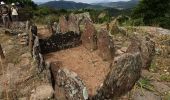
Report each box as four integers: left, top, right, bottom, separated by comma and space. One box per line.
137, 78, 156, 92
164, 92, 170, 100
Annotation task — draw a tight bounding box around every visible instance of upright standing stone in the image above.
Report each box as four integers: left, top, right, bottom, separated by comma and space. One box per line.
98, 29, 115, 61
81, 19, 97, 51
127, 35, 155, 69
59, 16, 69, 33
68, 14, 80, 34
93, 53, 142, 99
50, 62, 88, 100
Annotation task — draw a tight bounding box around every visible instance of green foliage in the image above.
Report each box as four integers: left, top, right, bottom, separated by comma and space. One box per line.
2, 0, 37, 7
132, 0, 170, 29
32, 7, 71, 24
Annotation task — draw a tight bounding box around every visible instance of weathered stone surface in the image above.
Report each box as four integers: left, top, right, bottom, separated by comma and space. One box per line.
151, 81, 170, 93
18, 33, 29, 46
132, 89, 162, 100
50, 62, 88, 100
140, 37, 155, 69
81, 20, 97, 51
59, 16, 69, 33
39, 31, 81, 54
127, 36, 155, 69
68, 14, 80, 34
30, 84, 54, 100
93, 52, 142, 99
97, 29, 115, 61
53, 22, 59, 33
0, 44, 5, 60
0, 85, 3, 99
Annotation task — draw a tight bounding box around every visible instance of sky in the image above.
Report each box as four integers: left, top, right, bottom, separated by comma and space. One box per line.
33, 0, 130, 4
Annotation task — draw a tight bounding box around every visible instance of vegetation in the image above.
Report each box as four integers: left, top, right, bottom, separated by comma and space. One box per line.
131, 0, 170, 29
0, 0, 36, 7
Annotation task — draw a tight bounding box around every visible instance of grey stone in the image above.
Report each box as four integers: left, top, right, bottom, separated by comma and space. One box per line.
132, 89, 162, 100
151, 81, 170, 93
93, 52, 142, 99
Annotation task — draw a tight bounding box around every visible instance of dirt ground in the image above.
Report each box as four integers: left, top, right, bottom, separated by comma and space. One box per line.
44, 45, 110, 95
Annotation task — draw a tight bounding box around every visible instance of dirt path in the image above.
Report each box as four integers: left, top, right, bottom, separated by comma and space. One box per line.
44, 45, 110, 95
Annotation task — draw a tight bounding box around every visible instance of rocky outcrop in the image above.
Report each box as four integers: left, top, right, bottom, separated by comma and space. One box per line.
93, 52, 142, 99
98, 29, 115, 61
81, 19, 97, 51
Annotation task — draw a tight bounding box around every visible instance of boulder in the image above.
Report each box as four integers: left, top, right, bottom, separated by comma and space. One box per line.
97, 29, 115, 61
81, 19, 97, 51
93, 52, 142, 99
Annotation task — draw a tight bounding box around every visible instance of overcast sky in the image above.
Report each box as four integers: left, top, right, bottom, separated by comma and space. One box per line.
33, 0, 130, 3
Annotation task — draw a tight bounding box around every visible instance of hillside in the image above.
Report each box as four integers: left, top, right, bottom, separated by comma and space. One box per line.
92, 0, 139, 9
40, 1, 107, 9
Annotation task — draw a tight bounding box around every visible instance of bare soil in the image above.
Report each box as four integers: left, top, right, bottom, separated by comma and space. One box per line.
44, 45, 110, 95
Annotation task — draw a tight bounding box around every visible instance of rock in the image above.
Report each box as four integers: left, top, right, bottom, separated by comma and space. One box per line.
0, 44, 5, 60
18, 97, 27, 100
75, 12, 91, 24
97, 29, 115, 61
132, 89, 162, 100
20, 58, 30, 67
127, 35, 155, 69
115, 49, 124, 55
0, 85, 3, 99
93, 52, 142, 99
53, 22, 59, 33
140, 36, 155, 69
81, 19, 97, 51
30, 85, 54, 100
21, 53, 32, 58
59, 16, 69, 33
50, 62, 88, 100
151, 81, 170, 93
68, 14, 80, 34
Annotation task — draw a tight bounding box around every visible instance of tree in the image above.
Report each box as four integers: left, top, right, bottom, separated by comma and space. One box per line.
132, 0, 170, 28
